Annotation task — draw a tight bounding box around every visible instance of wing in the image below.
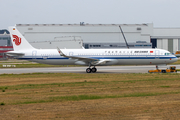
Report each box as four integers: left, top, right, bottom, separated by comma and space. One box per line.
57, 47, 111, 65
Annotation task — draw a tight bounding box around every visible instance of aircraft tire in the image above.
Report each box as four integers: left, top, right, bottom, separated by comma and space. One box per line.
161, 70, 166, 73
86, 68, 92, 73
92, 68, 97, 73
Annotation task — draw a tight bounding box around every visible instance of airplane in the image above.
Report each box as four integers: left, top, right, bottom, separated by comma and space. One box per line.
6, 26, 178, 73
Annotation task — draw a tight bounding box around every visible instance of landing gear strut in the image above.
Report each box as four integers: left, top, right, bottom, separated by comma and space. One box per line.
86, 66, 97, 73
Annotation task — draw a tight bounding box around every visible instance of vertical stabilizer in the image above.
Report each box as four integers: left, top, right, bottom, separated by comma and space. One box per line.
9, 27, 35, 51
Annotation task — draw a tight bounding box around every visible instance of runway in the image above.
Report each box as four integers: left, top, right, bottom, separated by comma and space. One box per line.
1, 65, 180, 74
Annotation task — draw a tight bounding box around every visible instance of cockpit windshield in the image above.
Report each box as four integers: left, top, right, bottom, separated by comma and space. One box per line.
165, 53, 172, 55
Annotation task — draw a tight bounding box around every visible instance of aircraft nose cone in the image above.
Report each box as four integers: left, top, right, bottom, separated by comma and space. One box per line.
172, 56, 178, 62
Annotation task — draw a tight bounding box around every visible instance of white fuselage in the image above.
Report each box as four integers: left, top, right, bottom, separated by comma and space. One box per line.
17, 48, 178, 66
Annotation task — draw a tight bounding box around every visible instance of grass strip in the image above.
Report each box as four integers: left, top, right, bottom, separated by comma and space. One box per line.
1, 76, 180, 91
0, 63, 82, 68
13, 91, 180, 105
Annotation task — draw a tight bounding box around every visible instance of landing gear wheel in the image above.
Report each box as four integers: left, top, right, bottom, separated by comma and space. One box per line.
161, 70, 166, 73
86, 68, 92, 73
91, 68, 97, 73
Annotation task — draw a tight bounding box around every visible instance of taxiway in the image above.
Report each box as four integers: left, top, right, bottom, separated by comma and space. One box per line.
0, 65, 180, 74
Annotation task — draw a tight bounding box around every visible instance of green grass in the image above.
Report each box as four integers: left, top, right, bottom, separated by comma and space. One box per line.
1, 73, 180, 105
0, 63, 81, 68
0, 59, 83, 68
0, 102, 5, 105
14, 91, 180, 105
160, 86, 170, 88
0, 75, 179, 91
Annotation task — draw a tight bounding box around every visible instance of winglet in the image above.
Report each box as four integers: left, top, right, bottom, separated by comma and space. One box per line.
57, 47, 66, 57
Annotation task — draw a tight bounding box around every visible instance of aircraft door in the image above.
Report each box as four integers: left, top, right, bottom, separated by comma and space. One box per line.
155, 50, 159, 59
32, 50, 37, 59
69, 52, 74, 56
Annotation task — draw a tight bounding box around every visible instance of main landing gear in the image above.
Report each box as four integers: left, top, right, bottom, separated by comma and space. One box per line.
86, 67, 97, 73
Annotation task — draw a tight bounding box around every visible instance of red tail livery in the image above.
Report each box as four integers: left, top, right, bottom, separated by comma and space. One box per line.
12, 35, 21, 46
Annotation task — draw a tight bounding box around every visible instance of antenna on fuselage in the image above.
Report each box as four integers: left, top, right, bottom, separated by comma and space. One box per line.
119, 25, 129, 49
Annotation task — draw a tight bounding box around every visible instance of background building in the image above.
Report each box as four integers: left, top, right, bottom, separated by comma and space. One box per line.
0, 30, 11, 46
16, 23, 153, 49
151, 28, 180, 53
0, 30, 13, 59
83, 41, 152, 49
0, 23, 178, 54
15, 23, 180, 53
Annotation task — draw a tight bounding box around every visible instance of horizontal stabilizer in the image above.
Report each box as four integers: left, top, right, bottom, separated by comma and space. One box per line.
5, 51, 24, 57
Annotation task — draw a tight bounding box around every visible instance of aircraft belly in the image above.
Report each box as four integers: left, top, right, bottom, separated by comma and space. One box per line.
117, 58, 173, 65
104, 59, 119, 65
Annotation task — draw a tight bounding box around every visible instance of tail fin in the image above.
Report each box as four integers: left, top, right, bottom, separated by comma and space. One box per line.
9, 27, 35, 51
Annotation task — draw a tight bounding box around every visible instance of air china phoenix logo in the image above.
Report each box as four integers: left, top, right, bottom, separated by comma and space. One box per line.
12, 35, 21, 46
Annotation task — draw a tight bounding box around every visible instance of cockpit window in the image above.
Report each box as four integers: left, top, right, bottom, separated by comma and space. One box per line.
165, 53, 172, 55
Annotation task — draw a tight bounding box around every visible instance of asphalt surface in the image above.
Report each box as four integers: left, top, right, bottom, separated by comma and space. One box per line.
1, 65, 180, 74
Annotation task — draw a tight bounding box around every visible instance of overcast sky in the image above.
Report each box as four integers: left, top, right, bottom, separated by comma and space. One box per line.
1, 0, 180, 29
